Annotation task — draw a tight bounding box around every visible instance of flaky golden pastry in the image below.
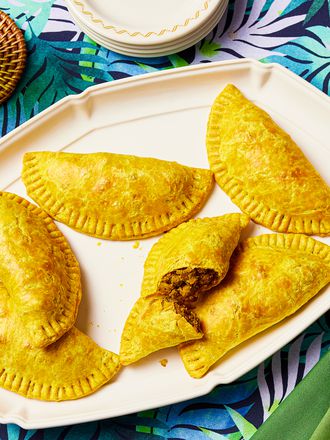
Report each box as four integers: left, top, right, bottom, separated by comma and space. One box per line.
0, 280, 8, 340
141, 213, 249, 302
22, 152, 214, 240
120, 214, 248, 365
0, 192, 81, 348
120, 295, 202, 365
179, 234, 330, 378
207, 84, 330, 236
0, 320, 120, 401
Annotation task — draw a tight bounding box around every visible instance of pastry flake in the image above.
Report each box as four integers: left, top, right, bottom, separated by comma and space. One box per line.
0, 325, 120, 401
179, 234, 330, 378
141, 213, 249, 302
0, 192, 81, 348
120, 295, 202, 365
207, 84, 330, 236
22, 152, 214, 240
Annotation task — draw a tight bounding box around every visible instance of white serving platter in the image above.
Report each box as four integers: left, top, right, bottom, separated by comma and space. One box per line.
0, 59, 329, 429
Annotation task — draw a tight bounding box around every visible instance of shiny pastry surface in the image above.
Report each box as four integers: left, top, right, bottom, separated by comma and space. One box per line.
207, 84, 330, 236
120, 214, 249, 365
22, 152, 214, 240
141, 213, 249, 302
0, 191, 81, 348
0, 316, 120, 401
179, 234, 330, 378
120, 295, 203, 366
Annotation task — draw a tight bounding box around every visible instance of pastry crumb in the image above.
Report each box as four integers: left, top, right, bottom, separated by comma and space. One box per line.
159, 359, 168, 367
88, 321, 94, 327
133, 241, 140, 249
97, 242, 102, 246
96, 324, 100, 328
119, 283, 124, 288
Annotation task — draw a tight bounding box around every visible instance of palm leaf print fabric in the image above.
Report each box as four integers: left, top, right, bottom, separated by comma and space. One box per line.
0, 0, 329, 439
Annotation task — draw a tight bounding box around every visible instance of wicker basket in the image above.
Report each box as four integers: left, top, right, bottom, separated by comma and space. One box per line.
0, 10, 26, 105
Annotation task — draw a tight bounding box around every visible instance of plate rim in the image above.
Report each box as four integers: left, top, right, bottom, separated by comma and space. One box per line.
1, 58, 329, 151
0, 59, 329, 429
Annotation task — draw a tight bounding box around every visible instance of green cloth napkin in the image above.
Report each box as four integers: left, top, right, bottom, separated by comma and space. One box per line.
251, 350, 330, 440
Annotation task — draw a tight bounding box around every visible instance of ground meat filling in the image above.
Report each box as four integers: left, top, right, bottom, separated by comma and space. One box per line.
172, 299, 202, 333
158, 268, 219, 304
158, 268, 219, 333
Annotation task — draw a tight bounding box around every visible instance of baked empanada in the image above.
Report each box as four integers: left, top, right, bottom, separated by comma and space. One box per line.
207, 84, 330, 236
179, 234, 330, 378
0, 322, 120, 401
0, 192, 81, 348
120, 295, 202, 365
141, 213, 249, 302
120, 214, 249, 365
22, 152, 214, 240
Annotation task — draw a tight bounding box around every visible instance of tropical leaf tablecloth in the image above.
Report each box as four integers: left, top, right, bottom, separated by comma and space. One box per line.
0, 1, 329, 439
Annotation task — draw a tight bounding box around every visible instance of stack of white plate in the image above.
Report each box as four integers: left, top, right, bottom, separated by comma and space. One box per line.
65, 0, 228, 58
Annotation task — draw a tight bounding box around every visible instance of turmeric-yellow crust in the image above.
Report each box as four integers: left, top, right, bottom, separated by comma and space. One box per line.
22, 152, 214, 240
179, 234, 330, 378
206, 84, 330, 236
0, 324, 120, 401
0, 192, 81, 348
141, 213, 249, 298
120, 214, 249, 365
120, 295, 202, 365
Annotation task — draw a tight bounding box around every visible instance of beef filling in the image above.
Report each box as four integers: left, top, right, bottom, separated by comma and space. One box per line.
158, 268, 219, 304
158, 268, 219, 333
171, 299, 202, 333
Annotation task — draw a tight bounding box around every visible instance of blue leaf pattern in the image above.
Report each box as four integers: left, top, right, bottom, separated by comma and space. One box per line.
264, 25, 330, 92
0, 0, 329, 438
